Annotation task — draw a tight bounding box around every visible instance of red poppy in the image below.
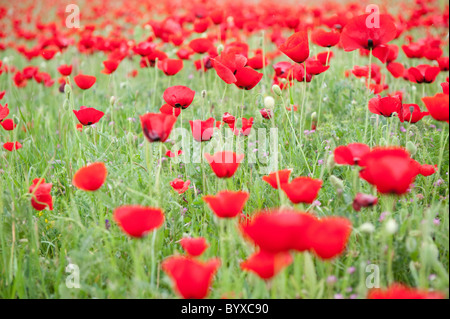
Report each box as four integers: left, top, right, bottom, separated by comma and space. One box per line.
57, 64, 72, 76
211, 52, 247, 84
180, 237, 208, 257
281, 177, 322, 204
160, 103, 181, 117
247, 53, 268, 70
204, 151, 244, 178
334, 143, 370, 166
203, 190, 249, 218
240, 209, 317, 253
359, 148, 420, 195
170, 178, 191, 194
398, 104, 429, 123
307, 217, 352, 260
408, 65, 441, 84
260, 108, 272, 119
402, 43, 424, 59
1, 118, 16, 131
422, 93, 449, 123
166, 149, 183, 158
368, 95, 401, 117
101, 59, 120, 75
113, 205, 164, 238
157, 58, 183, 76
29, 178, 53, 211
234, 67, 263, 90
442, 81, 449, 95
311, 29, 340, 48
316, 51, 334, 66
419, 164, 437, 177
140, 113, 177, 143
386, 62, 405, 78
437, 57, 449, 71
352, 193, 378, 212
273, 61, 293, 78
241, 250, 293, 280
41, 48, 58, 60
189, 117, 215, 142
368, 284, 444, 299
163, 86, 195, 109
228, 117, 254, 136
222, 112, 236, 125
0, 104, 9, 123
0, 91, 5, 100
279, 31, 310, 63
73, 74, 96, 90
72, 162, 108, 191
305, 58, 330, 75
188, 38, 214, 54
3, 141, 22, 151
162, 256, 220, 299
73, 106, 104, 126
132, 41, 156, 56
340, 14, 397, 63
262, 169, 292, 189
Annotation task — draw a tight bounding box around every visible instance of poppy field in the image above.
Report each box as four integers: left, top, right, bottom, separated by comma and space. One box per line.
0, 0, 449, 300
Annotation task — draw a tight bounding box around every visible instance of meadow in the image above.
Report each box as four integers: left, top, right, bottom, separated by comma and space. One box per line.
0, 0, 448, 299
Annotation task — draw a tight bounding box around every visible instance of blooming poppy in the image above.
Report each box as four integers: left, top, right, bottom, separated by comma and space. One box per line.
0, 103, 9, 121
3, 142, 22, 151
368, 95, 401, 117
234, 67, 263, 90
398, 104, 429, 123
180, 237, 208, 257
140, 113, 177, 142
57, 64, 72, 76
368, 284, 444, 299
359, 148, 420, 195
228, 117, 254, 136
73, 74, 96, 90
421, 93, 449, 123
211, 52, 248, 84
160, 103, 181, 117
437, 57, 449, 72
260, 108, 273, 119
73, 106, 104, 126
306, 217, 352, 260
101, 59, 120, 75
29, 178, 53, 211
279, 31, 310, 63
316, 51, 334, 66
162, 256, 220, 299
0, 91, 5, 100
166, 149, 183, 158
419, 164, 437, 177
157, 58, 183, 76
352, 193, 378, 211
408, 65, 441, 84
170, 178, 191, 194
402, 43, 424, 59
113, 205, 164, 238
204, 151, 244, 178
222, 112, 236, 125
281, 177, 322, 204
241, 250, 293, 280
188, 38, 214, 54
72, 162, 107, 191
334, 143, 370, 166
311, 29, 340, 48
1, 118, 16, 131
189, 117, 215, 142
163, 86, 195, 109
262, 169, 292, 189
203, 190, 249, 218
386, 62, 405, 78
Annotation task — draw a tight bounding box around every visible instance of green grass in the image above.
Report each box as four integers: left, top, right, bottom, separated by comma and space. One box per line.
0, 25, 448, 299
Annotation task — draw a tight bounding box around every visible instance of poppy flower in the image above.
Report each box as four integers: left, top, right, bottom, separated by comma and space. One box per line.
113, 205, 164, 238
29, 178, 53, 211
140, 113, 177, 143
340, 14, 397, 63
188, 38, 214, 54
422, 93, 449, 123
333, 143, 370, 166
352, 193, 378, 211
73, 106, 104, 126
204, 151, 244, 178
189, 117, 215, 142
386, 62, 405, 78
211, 52, 248, 84
241, 250, 293, 280
442, 81, 449, 95
281, 177, 322, 204
157, 58, 183, 76
57, 64, 72, 76
228, 117, 254, 136
240, 209, 317, 253
408, 65, 441, 84
222, 112, 236, 125
311, 29, 340, 48
316, 51, 334, 65
1, 118, 16, 131
160, 103, 181, 117
247, 53, 268, 70
273, 61, 293, 78
437, 57, 449, 71
368, 284, 444, 299
170, 178, 191, 194
163, 86, 195, 109
419, 164, 437, 177
305, 58, 330, 75
262, 169, 292, 189
359, 148, 421, 195
398, 104, 429, 123
202, 190, 249, 218
72, 162, 107, 191
306, 217, 352, 260
368, 95, 401, 117
73, 74, 96, 90
279, 31, 310, 64
101, 60, 120, 75
0, 91, 5, 100
162, 256, 220, 299
402, 43, 424, 59
3, 142, 22, 151
0, 103, 9, 121
132, 41, 156, 56
234, 67, 263, 90
180, 237, 208, 257
41, 48, 58, 60
166, 149, 183, 158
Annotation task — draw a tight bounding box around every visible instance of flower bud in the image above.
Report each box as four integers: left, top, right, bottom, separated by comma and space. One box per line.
327, 155, 335, 171
405, 237, 417, 253
264, 96, 275, 109
330, 175, 344, 192
272, 84, 282, 96
63, 99, 69, 111
359, 222, 375, 233
201, 90, 207, 98
110, 96, 116, 106
421, 242, 438, 267
406, 141, 417, 156
385, 218, 398, 234
217, 44, 224, 55
64, 84, 71, 95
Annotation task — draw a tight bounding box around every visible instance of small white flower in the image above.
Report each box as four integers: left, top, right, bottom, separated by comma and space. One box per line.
359, 222, 375, 233
385, 218, 398, 234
